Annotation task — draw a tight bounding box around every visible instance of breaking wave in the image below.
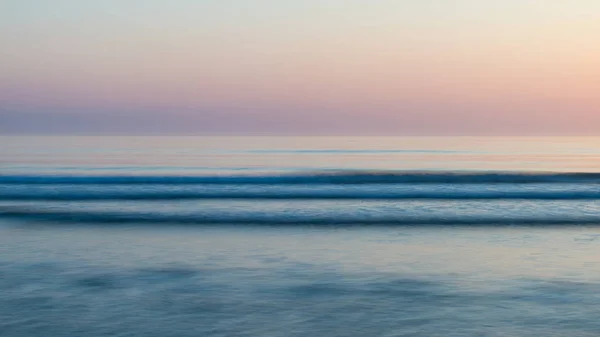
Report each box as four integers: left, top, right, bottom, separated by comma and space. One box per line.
2, 171, 600, 185
2, 207, 600, 226
3, 190, 600, 201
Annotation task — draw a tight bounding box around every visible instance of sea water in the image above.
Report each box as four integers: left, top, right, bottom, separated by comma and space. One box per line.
2, 136, 600, 336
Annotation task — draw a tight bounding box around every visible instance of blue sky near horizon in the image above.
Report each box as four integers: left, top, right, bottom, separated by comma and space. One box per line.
2, 0, 600, 135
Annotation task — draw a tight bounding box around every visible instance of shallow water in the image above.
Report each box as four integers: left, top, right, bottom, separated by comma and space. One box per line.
2, 136, 600, 336
4, 224, 600, 336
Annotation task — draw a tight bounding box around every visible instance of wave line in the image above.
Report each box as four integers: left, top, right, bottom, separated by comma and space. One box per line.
2, 171, 600, 185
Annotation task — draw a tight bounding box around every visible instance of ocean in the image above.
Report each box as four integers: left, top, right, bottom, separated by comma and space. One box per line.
2, 136, 600, 336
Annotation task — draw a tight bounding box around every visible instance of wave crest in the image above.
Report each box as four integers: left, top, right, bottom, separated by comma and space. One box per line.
2, 171, 600, 185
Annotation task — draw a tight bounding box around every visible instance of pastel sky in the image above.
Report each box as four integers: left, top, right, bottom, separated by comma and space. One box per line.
1, 0, 600, 135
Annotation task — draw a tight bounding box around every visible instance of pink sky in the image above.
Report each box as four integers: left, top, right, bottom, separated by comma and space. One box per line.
2, 0, 600, 134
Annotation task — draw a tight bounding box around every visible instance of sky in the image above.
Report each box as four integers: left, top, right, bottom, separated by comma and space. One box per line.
1, 0, 600, 135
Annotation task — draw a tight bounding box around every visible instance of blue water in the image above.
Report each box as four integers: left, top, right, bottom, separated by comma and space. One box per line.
2, 136, 600, 336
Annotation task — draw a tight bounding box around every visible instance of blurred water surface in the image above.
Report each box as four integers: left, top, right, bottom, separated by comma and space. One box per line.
2, 136, 600, 336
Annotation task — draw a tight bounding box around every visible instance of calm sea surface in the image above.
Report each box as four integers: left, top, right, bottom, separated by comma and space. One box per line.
2, 136, 600, 336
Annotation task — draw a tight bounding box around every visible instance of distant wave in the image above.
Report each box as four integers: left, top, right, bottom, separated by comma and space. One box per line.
3, 190, 600, 201
243, 149, 475, 154
2, 171, 600, 185
1, 207, 599, 226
